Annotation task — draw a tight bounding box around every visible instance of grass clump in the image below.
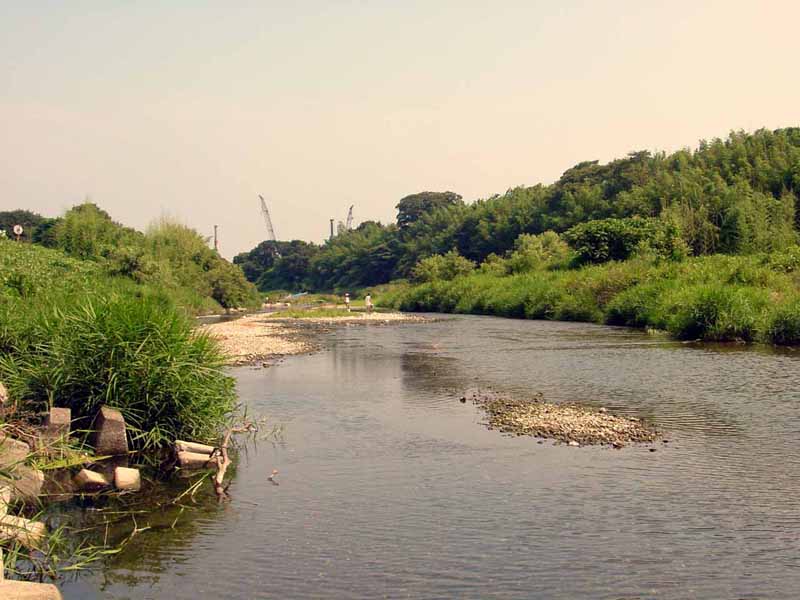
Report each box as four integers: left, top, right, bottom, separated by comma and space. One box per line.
763, 297, 800, 345
0, 239, 238, 450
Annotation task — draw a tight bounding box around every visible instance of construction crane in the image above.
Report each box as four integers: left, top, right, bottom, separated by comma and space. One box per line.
259, 195, 277, 241
345, 205, 354, 230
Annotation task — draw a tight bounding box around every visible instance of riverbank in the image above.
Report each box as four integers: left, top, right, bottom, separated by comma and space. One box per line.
380, 252, 800, 346
201, 310, 427, 365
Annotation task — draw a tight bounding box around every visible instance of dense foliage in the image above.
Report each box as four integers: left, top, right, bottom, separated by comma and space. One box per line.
0, 202, 259, 449
237, 128, 800, 291
380, 252, 800, 345
32, 203, 260, 311
563, 217, 687, 264
0, 209, 54, 243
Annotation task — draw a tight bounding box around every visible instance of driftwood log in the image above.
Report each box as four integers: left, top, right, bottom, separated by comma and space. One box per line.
211, 421, 256, 501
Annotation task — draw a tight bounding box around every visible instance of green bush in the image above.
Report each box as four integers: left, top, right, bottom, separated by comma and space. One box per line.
764, 297, 800, 345
506, 231, 571, 273
412, 250, 476, 283
564, 217, 687, 264
0, 291, 235, 450
665, 284, 768, 341
605, 282, 671, 328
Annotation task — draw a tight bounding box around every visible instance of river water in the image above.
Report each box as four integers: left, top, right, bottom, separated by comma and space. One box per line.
62, 315, 800, 599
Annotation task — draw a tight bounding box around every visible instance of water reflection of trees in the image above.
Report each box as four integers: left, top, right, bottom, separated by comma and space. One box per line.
399, 352, 468, 398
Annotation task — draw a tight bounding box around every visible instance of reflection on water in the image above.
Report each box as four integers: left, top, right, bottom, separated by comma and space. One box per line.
64, 315, 800, 599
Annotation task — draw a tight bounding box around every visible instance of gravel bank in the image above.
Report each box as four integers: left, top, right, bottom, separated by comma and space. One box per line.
200, 316, 313, 365
470, 390, 659, 446
202, 311, 426, 365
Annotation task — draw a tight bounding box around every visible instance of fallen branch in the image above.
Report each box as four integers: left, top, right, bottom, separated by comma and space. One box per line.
212, 421, 256, 501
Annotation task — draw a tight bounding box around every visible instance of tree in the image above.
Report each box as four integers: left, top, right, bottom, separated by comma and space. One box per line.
0, 210, 48, 242
396, 191, 463, 229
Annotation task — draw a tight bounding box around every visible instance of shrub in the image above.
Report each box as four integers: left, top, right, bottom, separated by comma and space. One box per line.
506, 231, 570, 273
605, 282, 671, 328
412, 250, 476, 283
0, 291, 235, 450
665, 284, 768, 342
764, 298, 800, 345
564, 217, 687, 264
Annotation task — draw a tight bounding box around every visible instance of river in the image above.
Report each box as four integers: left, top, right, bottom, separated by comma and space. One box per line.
61, 315, 800, 599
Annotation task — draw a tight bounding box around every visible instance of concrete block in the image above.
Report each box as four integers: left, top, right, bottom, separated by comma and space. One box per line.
175, 440, 215, 454
44, 408, 71, 437
91, 406, 128, 456
0, 435, 30, 468
0, 580, 63, 599
177, 451, 213, 469
114, 466, 141, 492
0, 515, 46, 548
74, 469, 110, 492
7, 467, 44, 504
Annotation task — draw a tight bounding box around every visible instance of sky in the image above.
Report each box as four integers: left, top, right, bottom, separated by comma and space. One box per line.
2, 0, 800, 258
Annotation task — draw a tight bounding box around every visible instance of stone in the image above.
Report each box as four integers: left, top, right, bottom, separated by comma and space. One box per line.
0, 515, 46, 548
91, 406, 128, 456
0, 381, 8, 404
73, 469, 110, 492
175, 440, 215, 454
0, 435, 30, 468
7, 467, 44, 504
44, 407, 71, 437
0, 581, 63, 599
113, 467, 141, 492
177, 451, 213, 469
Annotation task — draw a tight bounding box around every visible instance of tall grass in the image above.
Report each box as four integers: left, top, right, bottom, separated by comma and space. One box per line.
0, 240, 237, 450
380, 253, 800, 345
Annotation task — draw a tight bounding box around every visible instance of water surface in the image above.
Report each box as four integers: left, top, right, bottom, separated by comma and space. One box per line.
63, 316, 800, 599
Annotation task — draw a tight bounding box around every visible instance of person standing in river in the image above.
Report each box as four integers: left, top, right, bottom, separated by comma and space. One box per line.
365, 293, 373, 314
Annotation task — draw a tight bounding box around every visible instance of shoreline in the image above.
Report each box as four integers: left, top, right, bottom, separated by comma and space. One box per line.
200, 311, 428, 365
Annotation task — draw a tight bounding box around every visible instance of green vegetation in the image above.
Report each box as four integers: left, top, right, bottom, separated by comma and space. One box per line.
0, 201, 258, 451
237, 128, 800, 292
380, 251, 800, 345
229, 127, 800, 347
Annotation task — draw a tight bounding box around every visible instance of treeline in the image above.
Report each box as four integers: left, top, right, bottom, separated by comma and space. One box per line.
1, 203, 259, 311
236, 128, 800, 291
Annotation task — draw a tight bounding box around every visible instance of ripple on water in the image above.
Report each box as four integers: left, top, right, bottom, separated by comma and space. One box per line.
66, 315, 800, 599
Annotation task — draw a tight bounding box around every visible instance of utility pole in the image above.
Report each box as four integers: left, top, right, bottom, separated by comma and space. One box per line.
213, 225, 219, 252
329, 219, 335, 241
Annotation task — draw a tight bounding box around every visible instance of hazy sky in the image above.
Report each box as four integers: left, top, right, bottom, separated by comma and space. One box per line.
2, 1, 799, 257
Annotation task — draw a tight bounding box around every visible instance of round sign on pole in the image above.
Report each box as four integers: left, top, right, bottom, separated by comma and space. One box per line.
13, 225, 23, 236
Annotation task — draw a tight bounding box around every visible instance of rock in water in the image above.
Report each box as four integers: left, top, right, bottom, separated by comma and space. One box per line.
91, 406, 129, 456
74, 469, 110, 492
114, 466, 141, 492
